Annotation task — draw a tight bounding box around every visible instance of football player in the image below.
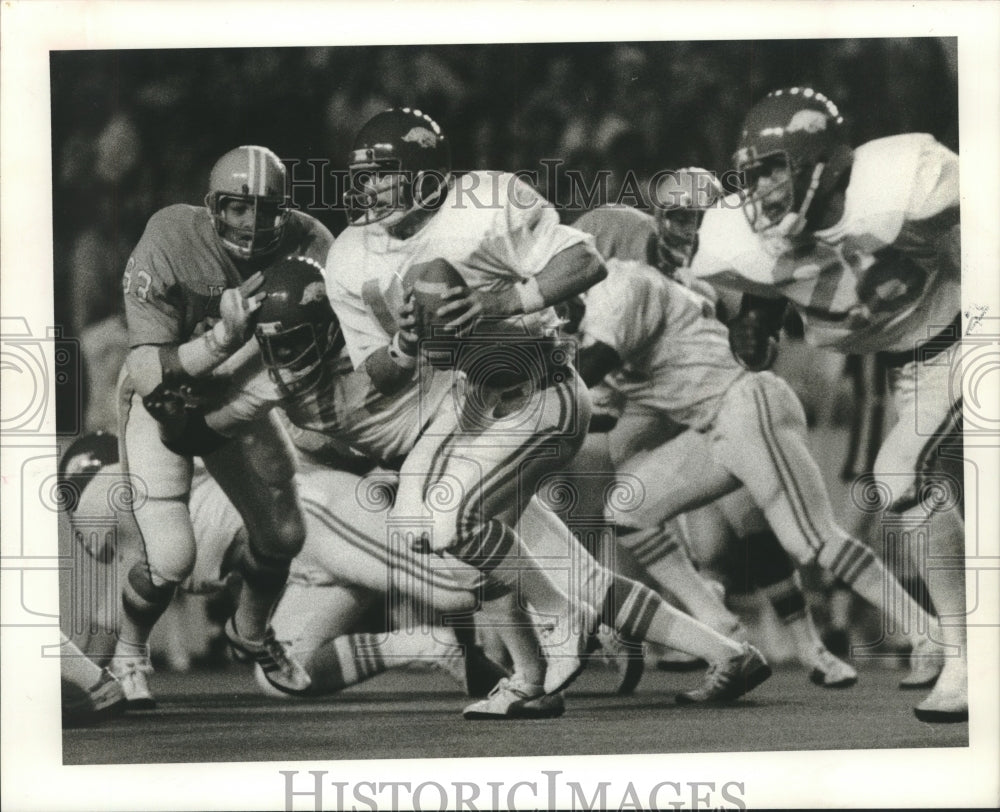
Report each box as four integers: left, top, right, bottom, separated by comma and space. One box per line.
569, 202, 941, 703
60, 431, 511, 704
321, 108, 771, 714
573, 190, 857, 687
690, 87, 965, 723
110, 146, 332, 707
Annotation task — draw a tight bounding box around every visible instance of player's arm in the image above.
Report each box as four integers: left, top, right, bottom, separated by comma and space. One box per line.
435, 242, 607, 327
726, 292, 788, 372
126, 272, 266, 398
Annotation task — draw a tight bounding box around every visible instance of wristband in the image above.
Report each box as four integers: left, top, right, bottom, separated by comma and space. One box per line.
206, 321, 238, 356
387, 331, 417, 370
515, 276, 546, 314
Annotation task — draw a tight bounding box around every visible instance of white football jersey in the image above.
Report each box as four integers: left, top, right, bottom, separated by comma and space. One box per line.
690, 133, 960, 354
326, 171, 594, 369
579, 259, 745, 430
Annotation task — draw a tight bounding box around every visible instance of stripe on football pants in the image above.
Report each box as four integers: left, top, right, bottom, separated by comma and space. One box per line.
750, 384, 825, 554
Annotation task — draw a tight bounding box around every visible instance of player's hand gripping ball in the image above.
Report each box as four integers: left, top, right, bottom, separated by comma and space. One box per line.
411, 258, 472, 368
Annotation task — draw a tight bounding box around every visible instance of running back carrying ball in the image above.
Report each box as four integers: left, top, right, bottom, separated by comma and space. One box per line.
412, 257, 469, 368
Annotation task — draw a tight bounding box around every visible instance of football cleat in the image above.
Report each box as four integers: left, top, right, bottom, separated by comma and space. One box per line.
63, 668, 128, 727
900, 634, 945, 690
109, 655, 156, 710
462, 675, 565, 720
224, 618, 312, 696
913, 656, 968, 724
539, 607, 596, 695
675, 643, 772, 705
806, 646, 858, 689
656, 650, 705, 672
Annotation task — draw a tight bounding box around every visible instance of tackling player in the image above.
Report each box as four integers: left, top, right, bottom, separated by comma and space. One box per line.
60, 431, 513, 705
690, 87, 966, 722
110, 146, 332, 707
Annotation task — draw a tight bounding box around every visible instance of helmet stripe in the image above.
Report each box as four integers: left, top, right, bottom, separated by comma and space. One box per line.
247, 146, 257, 195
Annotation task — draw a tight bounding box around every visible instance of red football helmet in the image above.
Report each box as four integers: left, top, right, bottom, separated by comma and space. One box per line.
255, 255, 344, 397
734, 88, 852, 235
205, 145, 289, 260
345, 108, 451, 227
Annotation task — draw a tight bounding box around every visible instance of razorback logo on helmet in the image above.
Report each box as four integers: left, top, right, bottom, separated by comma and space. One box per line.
299, 281, 328, 305
401, 127, 438, 149
787, 109, 828, 134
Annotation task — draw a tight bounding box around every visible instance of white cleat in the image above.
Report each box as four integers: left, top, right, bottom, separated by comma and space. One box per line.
63, 668, 128, 726
225, 619, 312, 696
806, 646, 858, 689
539, 608, 596, 695
914, 655, 968, 723
676, 643, 772, 705
463, 675, 565, 720
900, 633, 945, 690
109, 655, 156, 710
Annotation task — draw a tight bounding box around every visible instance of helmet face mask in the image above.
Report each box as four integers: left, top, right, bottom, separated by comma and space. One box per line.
345, 108, 450, 229
206, 146, 289, 261
254, 255, 344, 398
736, 152, 800, 234
734, 88, 851, 237
258, 321, 337, 397
652, 167, 722, 272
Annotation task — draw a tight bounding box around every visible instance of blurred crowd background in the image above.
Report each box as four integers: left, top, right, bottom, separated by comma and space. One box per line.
52, 38, 957, 340
51, 39, 958, 669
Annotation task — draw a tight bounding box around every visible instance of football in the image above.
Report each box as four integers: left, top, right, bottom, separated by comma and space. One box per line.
411, 258, 468, 367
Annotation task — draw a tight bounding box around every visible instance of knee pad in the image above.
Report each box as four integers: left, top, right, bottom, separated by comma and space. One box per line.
122, 561, 177, 626
245, 496, 306, 560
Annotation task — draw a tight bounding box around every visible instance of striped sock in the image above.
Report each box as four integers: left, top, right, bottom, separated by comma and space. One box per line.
618, 524, 738, 632
818, 536, 933, 637
598, 575, 739, 664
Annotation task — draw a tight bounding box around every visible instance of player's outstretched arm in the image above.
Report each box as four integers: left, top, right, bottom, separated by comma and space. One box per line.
126, 273, 265, 397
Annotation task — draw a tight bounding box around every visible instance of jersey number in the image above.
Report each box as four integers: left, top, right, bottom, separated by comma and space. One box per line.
123, 259, 152, 303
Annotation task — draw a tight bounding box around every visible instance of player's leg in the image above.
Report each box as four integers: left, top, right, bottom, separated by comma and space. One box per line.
59, 631, 127, 726
711, 372, 940, 673
877, 345, 966, 722
605, 414, 743, 636
111, 376, 198, 707
394, 373, 592, 703
202, 412, 310, 694
520, 496, 771, 704
716, 489, 857, 688
267, 464, 511, 701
